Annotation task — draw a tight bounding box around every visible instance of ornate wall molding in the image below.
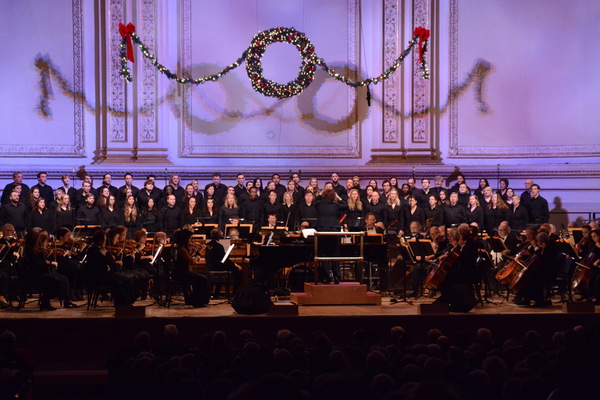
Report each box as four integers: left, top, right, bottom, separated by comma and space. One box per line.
382, 0, 401, 144
447, 0, 600, 159
139, 0, 157, 143
411, 0, 428, 143
108, 0, 127, 143
179, 0, 360, 158
0, 0, 85, 158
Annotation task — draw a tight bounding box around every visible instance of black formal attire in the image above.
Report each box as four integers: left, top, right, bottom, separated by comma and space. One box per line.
59, 186, 78, 206
331, 183, 347, 199
205, 239, 242, 295
528, 195, 549, 224
508, 204, 529, 231
140, 208, 162, 233
21, 248, 70, 308
233, 184, 246, 199
100, 207, 121, 229
520, 190, 532, 208
345, 206, 365, 229
26, 209, 53, 232
296, 202, 317, 228
117, 185, 140, 206
240, 197, 263, 229
122, 210, 141, 237
84, 245, 135, 307
137, 189, 162, 210
520, 242, 559, 306
444, 204, 467, 228
75, 190, 94, 210
77, 205, 101, 226
0, 202, 28, 235
171, 186, 185, 205
434, 240, 479, 312
218, 206, 239, 231
424, 206, 444, 227
31, 183, 54, 205
365, 201, 386, 223
262, 201, 283, 225
457, 193, 470, 208
417, 189, 436, 209
98, 184, 119, 198
281, 204, 297, 229
161, 205, 181, 236
1, 183, 29, 205
200, 209, 219, 225
384, 204, 406, 233
274, 184, 286, 202
205, 183, 228, 205
173, 246, 209, 307
180, 208, 202, 227
484, 206, 509, 235
315, 199, 348, 282
406, 207, 426, 232
54, 207, 75, 230
465, 206, 484, 228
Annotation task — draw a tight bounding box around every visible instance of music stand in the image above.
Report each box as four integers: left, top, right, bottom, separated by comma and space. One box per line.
192, 223, 218, 236
407, 238, 435, 300
390, 243, 416, 305
260, 226, 289, 246
225, 224, 252, 239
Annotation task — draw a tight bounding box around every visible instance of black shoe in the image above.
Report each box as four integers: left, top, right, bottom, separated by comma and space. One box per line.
334, 278, 340, 284
513, 299, 530, 306
533, 299, 552, 307
40, 303, 57, 311
322, 279, 331, 284
64, 301, 79, 309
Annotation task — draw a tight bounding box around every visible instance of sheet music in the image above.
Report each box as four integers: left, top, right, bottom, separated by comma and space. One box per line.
221, 244, 235, 264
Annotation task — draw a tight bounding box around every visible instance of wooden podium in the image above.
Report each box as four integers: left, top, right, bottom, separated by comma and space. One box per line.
290, 282, 381, 306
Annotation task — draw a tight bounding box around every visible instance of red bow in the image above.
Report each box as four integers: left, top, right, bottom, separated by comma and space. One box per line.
119, 22, 136, 62
413, 26, 430, 63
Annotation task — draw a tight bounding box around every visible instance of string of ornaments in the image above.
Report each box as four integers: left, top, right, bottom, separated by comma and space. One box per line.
119, 23, 430, 102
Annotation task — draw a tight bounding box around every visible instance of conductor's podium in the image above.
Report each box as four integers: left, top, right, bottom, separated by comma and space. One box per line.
290, 282, 381, 306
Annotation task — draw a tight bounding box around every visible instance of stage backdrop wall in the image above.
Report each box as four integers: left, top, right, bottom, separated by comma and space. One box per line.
0, 0, 598, 213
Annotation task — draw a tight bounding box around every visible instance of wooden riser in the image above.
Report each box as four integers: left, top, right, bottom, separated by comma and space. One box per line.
290, 282, 382, 306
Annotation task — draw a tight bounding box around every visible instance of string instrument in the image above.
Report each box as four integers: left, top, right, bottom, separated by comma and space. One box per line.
508, 252, 543, 293
571, 251, 600, 293
424, 247, 461, 289
495, 243, 532, 285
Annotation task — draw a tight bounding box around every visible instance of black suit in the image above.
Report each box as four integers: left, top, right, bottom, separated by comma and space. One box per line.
316, 199, 348, 282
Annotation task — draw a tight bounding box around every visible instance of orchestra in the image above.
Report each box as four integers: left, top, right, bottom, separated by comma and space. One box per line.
0, 169, 596, 312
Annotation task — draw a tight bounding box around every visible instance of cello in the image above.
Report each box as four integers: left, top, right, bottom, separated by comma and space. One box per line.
508, 252, 543, 293
424, 248, 460, 289
571, 251, 599, 293
495, 243, 532, 285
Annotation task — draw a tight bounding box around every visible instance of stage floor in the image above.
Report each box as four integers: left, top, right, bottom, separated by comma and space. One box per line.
0, 293, 593, 319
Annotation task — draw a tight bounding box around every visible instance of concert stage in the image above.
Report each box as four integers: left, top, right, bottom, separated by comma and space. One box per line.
3, 295, 598, 381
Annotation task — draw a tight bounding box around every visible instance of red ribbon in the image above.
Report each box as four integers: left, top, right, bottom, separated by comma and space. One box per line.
119, 22, 136, 63
413, 26, 430, 63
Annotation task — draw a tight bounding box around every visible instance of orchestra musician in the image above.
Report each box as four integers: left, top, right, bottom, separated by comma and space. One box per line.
205, 228, 242, 297
54, 227, 84, 301
172, 228, 209, 308
515, 232, 558, 307
84, 230, 135, 307
584, 229, 600, 305
0, 224, 20, 308
433, 224, 479, 312
21, 229, 77, 310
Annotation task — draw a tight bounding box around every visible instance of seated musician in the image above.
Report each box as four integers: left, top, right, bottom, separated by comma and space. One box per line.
433, 224, 479, 312
171, 229, 209, 307
85, 230, 136, 307
586, 229, 600, 305
205, 229, 242, 297
364, 213, 384, 234
21, 229, 78, 310
406, 221, 430, 297
516, 232, 558, 307
54, 227, 84, 301
576, 224, 594, 256
0, 224, 20, 308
